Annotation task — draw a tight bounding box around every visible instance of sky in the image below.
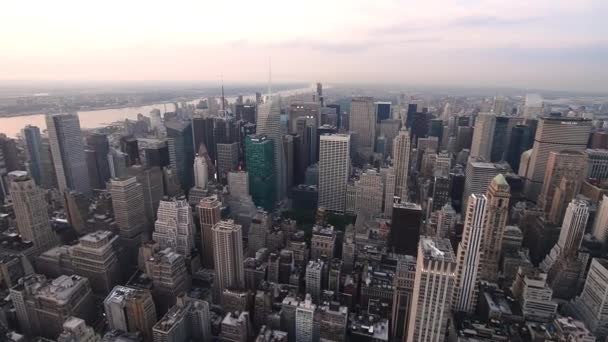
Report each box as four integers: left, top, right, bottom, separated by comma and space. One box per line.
1, 0, 607, 92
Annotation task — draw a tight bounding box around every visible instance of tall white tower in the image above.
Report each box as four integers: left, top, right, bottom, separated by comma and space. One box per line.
193, 155, 208, 189
153, 198, 195, 256
318, 134, 350, 213
212, 220, 245, 291
393, 128, 411, 200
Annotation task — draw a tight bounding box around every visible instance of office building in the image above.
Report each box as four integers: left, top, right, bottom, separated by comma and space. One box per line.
393, 129, 411, 200
506, 124, 535, 172
248, 210, 270, 255
153, 198, 195, 256
228, 171, 249, 199
523, 93, 544, 119
470, 113, 496, 161
127, 165, 164, 224
216, 142, 239, 182
71, 230, 121, 294
318, 134, 350, 213
144, 248, 190, 311
572, 258, 608, 339
523, 117, 591, 201
436, 203, 457, 238
511, 268, 557, 322
454, 194, 487, 313
592, 195, 608, 242
11, 274, 94, 339
587, 149, 608, 181
381, 166, 396, 218
406, 237, 456, 342
295, 294, 316, 342
9, 171, 58, 255
245, 135, 276, 210
221, 311, 250, 342
350, 97, 375, 155
463, 159, 508, 208
390, 203, 422, 255
431, 176, 451, 212
21, 125, 43, 186
391, 254, 416, 342
257, 96, 286, 200
108, 177, 147, 248
305, 260, 324, 303
197, 196, 221, 269
165, 120, 194, 192
85, 133, 111, 189
193, 154, 208, 189
537, 150, 587, 218
212, 220, 245, 291
355, 169, 383, 215
152, 303, 190, 342
318, 302, 348, 342
104, 286, 157, 342
45, 113, 90, 195
57, 316, 100, 342
375, 101, 391, 123
480, 174, 510, 282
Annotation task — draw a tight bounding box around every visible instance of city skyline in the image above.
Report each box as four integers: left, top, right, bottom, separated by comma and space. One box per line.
1, 0, 607, 92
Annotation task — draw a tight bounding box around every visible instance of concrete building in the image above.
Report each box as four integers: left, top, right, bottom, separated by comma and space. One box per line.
45, 113, 91, 195
523, 117, 591, 201
393, 129, 411, 200
71, 230, 121, 294
295, 294, 316, 342
592, 195, 608, 242
108, 177, 147, 251
391, 254, 416, 342
305, 260, 324, 303
572, 258, 608, 339
406, 237, 456, 342
9, 171, 58, 255
586, 149, 608, 181
511, 268, 557, 322
436, 203, 457, 239
216, 142, 239, 182
355, 169, 383, 215
221, 311, 250, 342
479, 174, 510, 282
318, 134, 350, 213
454, 194, 487, 313
10, 274, 94, 339
463, 159, 508, 208
193, 154, 208, 189
248, 210, 270, 256
57, 317, 100, 342
228, 171, 250, 199
127, 165, 164, 224
153, 198, 195, 256
152, 302, 190, 342
470, 112, 496, 161
318, 302, 348, 342
310, 224, 336, 260
144, 248, 190, 312
104, 286, 157, 342
380, 166, 397, 218
350, 97, 376, 155
212, 220, 245, 292
257, 96, 286, 201
196, 195, 221, 269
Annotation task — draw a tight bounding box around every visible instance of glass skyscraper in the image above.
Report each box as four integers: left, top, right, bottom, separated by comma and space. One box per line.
245, 135, 276, 210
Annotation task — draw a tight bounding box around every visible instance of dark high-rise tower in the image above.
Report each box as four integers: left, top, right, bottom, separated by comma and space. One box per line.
85, 133, 111, 189
245, 135, 276, 210
21, 125, 43, 186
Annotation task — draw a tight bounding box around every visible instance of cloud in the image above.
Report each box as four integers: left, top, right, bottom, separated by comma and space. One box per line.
449, 15, 543, 27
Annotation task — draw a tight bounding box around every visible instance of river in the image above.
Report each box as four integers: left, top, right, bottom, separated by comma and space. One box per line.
0, 86, 315, 137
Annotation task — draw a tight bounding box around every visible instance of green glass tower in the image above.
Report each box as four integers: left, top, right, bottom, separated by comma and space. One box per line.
245, 135, 276, 210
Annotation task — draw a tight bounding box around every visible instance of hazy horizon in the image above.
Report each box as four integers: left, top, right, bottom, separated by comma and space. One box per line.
2, 0, 607, 92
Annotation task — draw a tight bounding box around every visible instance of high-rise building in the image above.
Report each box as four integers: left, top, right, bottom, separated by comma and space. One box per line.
375, 101, 392, 123
538, 150, 587, 218
108, 177, 147, 247
153, 198, 195, 256
144, 248, 190, 311
523, 117, 591, 201
506, 124, 535, 172
71, 230, 121, 294
228, 171, 249, 199
216, 142, 239, 182
436, 203, 457, 238
257, 97, 286, 200
355, 169, 383, 215
511, 267, 557, 322
21, 125, 43, 186
572, 258, 608, 339
193, 154, 208, 189
127, 165, 164, 224
295, 294, 316, 342
104, 286, 157, 342
454, 194, 487, 313
350, 97, 376, 155
57, 316, 100, 342
586, 149, 608, 181
393, 129, 411, 200
11, 274, 95, 339
431, 176, 451, 212
212, 220, 244, 292
463, 159, 508, 208
221, 311, 250, 342
593, 195, 608, 242
391, 203, 422, 255
248, 210, 270, 255
522, 93, 544, 119
197, 196, 221, 269
45, 113, 91, 195
381, 166, 396, 218
470, 113, 496, 161
9, 171, 58, 254
479, 174, 510, 282
175, 294, 212, 342
245, 135, 276, 210
305, 260, 324, 303
406, 237, 456, 342
85, 132, 111, 190
318, 134, 350, 213
165, 120, 194, 193
391, 254, 416, 342
192, 117, 216, 161
152, 302, 190, 342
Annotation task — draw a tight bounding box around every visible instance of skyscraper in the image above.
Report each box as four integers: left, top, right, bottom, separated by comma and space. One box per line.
193, 154, 208, 189
392, 254, 416, 342
354, 169, 383, 215
257, 96, 286, 201
390, 202, 422, 255
479, 174, 510, 282
216, 142, 239, 182
592, 195, 608, 242
406, 237, 456, 342
454, 194, 487, 313
318, 134, 350, 213
393, 128, 411, 200
350, 97, 375, 155
463, 159, 508, 208
375, 101, 391, 123
165, 120, 194, 193
71, 230, 121, 294
212, 220, 244, 292
538, 150, 588, 217
470, 113, 496, 161
572, 258, 608, 339
45, 113, 91, 195
21, 125, 43, 186
108, 177, 147, 252
104, 286, 157, 342
245, 135, 276, 210
196, 196, 221, 269
153, 198, 195, 256
586, 149, 608, 181
523, 117, 591, 201
85, 132, 111, 190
